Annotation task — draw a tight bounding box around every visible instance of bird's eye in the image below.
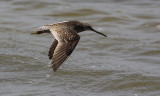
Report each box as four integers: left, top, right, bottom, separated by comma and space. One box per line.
86, 26, 92, 29
74, 25, 84, 32
75, 25, 84, 29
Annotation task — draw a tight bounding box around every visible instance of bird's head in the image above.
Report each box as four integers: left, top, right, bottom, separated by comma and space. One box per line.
74, 22, 107, 37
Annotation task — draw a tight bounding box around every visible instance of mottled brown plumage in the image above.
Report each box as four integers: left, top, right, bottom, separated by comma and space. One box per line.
48, 39, 58, 60
33, 21, 106, 72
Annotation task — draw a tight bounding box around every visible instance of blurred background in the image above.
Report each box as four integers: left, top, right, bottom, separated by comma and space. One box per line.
0, 0, 160, 96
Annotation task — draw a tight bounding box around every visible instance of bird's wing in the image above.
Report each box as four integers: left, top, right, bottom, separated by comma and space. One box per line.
51, 34, 80, 72
48, 39, 58, 60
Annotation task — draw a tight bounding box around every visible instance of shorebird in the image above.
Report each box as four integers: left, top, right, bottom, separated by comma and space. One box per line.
33, 21, 107, 72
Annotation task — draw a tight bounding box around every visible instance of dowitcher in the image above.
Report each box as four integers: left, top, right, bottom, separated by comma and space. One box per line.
33, 21, 107, 72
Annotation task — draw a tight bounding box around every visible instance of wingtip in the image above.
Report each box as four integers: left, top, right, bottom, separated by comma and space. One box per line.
53, 69, 57, 72
52, 66, 57, 72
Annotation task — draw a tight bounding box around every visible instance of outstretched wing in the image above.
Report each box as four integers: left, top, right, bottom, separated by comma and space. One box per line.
51, 35, 80, 72
48, 39, 58, 60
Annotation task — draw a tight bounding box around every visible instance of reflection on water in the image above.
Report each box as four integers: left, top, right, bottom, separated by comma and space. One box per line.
0, 0, 160, 96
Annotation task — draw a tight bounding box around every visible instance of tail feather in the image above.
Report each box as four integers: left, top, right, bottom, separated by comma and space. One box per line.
32, 25, 53, 34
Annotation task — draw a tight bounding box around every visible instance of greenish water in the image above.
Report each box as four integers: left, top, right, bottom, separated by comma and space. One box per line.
0, 0, 160, 96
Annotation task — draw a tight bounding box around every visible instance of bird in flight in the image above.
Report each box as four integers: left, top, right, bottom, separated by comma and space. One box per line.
33, 21, 107, 72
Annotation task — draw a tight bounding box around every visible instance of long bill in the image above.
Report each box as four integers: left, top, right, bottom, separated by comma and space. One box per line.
91, 28, 107, 37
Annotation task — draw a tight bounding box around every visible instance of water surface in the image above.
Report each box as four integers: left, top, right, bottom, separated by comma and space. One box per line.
0, 0, 160, 96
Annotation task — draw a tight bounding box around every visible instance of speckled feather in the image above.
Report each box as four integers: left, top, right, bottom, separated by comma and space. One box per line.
34, 21, 106, 72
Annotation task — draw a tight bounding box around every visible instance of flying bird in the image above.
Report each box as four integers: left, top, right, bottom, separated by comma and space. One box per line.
33, 21, 107, 72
